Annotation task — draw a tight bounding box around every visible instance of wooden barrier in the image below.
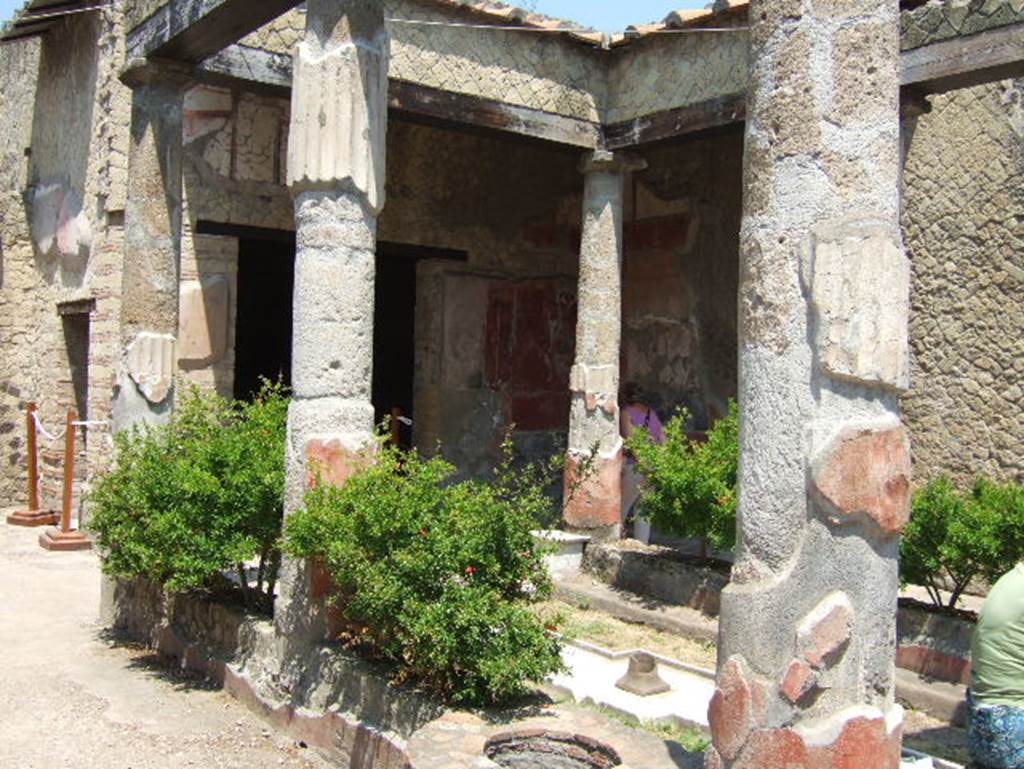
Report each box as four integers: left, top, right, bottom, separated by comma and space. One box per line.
39, 410, 92, 552
6, 402, 59, 527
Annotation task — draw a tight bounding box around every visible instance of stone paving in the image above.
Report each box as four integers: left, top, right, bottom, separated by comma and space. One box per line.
0, 515, 330, 769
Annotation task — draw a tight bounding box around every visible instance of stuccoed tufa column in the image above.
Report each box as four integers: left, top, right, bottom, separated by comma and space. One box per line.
563, 150, 645, 541
708, 2, 911, 768
275, 0, 388, 643
113, 59, 193, 433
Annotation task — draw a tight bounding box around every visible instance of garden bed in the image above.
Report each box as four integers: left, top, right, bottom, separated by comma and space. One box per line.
579, 541, 976, 685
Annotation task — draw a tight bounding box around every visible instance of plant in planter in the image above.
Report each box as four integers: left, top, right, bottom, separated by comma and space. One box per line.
282, 436, 567, 707
90, 382, 288, 609
901, 475, 1024, 610
624, 400, 739, 551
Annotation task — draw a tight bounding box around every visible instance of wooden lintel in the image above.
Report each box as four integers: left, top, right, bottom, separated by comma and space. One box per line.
127, 0, 302, 64
197, 45, 292, 98
900, 23, 1024, 95
197, 47, 600, 149
602, 93, 747, 149
192, 20, 1024, 153
388, 79, 600, 150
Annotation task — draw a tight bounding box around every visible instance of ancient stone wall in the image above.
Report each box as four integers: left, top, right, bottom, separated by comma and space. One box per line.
0, 36, 43, 508
902, 79, 1024, 486
901, 0, 1024, 50
240, 0, 607, 123
0, 7, 130, 516
606, 30, 748, 125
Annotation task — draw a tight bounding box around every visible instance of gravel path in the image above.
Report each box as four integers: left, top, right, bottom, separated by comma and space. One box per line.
0, 516, 331, 769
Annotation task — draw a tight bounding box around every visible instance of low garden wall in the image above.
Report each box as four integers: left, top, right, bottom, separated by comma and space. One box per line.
99, 577, 443, 769
581, 541, 729, 617
581, 541, 975, 686
98, 575, 701, 769
896, 599, 975, 686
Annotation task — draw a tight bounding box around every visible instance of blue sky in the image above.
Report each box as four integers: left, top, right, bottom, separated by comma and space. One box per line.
0, 1, 706, 31
527, 1, 704, 30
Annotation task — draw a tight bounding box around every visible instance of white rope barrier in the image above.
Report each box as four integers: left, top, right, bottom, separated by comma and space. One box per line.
31, 411, 110, 442
32, 411, 65, 443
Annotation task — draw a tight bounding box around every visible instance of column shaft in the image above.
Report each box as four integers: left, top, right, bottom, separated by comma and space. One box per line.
709, 2, 911, 767
275, 0, 388, 644
112, 61, 191, 433
563, 151, 642, 540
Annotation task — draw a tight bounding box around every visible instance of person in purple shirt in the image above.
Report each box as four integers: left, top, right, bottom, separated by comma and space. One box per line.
619, 382, 665, 540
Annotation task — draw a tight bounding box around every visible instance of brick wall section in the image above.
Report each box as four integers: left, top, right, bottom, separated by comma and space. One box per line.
902, 79, 1024, 485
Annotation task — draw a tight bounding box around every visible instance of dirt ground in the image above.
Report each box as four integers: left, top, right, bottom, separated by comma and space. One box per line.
0, 514, 330, 769
0, 513, 971, 768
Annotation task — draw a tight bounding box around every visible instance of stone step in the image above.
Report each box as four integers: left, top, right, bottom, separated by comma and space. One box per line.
554, 572, 969, 728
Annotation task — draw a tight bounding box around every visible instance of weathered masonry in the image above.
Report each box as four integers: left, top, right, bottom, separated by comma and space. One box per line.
0, 0, 1022, 764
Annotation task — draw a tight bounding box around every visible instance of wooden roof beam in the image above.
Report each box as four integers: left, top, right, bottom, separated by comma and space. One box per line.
127, 0, 302, 63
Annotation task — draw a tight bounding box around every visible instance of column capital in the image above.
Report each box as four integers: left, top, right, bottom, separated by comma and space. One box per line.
119, 57, 195, 91
580, 149, 647, 176
286, 2, 389, 211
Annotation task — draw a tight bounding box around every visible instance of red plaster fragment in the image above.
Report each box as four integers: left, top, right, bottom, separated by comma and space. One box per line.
734, 728, 808, 769
896, 645, 972, 686
306, 440, 368, 489
805, 716, 902, 769
800, 599, 853, 670
780, 659, 817, 704
813, 426, 911, 535
708, 656, 756, 761
563, 451, 622, 529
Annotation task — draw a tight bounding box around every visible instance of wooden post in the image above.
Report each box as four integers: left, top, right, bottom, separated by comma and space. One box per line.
60, 410, 76, 535
6, 402, 59, 527
39, 410, 92, 551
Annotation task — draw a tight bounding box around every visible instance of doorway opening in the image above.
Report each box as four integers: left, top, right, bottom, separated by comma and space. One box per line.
373, 253, 417, 449
60, 310, 90, 422
234, 234, 296, 401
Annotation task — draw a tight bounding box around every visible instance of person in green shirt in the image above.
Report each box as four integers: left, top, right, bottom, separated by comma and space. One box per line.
968, 562, 1024, 769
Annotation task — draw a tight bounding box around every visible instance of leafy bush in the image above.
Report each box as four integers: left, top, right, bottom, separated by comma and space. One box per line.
90, 383, 288, 604
625, 401, 739, 550
901, 476, 1024, 610
283, 438, 566, 706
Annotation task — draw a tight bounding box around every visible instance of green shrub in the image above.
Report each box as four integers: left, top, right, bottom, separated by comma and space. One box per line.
283, 438, 566, 706
625, 400, 739, 551
901, 476, 1024, 610
90, 383, 288, 604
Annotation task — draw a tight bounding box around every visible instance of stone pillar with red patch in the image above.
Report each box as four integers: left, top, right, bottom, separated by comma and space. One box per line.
563, 150, 645, 541
274, 0, 388, 644
709, 1, 911, 767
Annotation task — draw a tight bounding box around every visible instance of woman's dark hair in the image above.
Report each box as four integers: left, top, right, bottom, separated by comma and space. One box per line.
620, 381, 643, 405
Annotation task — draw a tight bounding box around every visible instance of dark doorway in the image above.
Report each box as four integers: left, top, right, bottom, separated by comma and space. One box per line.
373, 254, 417, 448
234, 235, 296, 401
61, 312, 90, 421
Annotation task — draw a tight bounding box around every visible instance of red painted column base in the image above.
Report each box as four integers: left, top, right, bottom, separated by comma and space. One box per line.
563, 450, 622, 534
38, 528, 93, 552
7, 509, 60, 527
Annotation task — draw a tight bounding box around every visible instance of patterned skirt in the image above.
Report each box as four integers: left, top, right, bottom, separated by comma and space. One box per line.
968, 689, 1024, 769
